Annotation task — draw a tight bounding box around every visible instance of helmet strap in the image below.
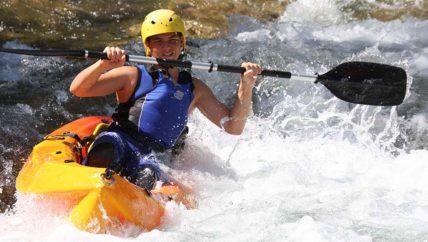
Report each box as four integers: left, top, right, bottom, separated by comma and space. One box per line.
178, 50, 187, 61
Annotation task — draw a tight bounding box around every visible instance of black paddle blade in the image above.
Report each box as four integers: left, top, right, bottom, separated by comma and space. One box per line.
0, 48, 86, 57
317, 62, 407, 106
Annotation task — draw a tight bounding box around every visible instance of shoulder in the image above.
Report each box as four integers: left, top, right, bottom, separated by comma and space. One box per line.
123, 65, 140, 78
112, 66, 140, 91
192, 77, 208, 88
191, 77, 215, 102
192, 77, 211, 93
102, 65, 139, 80
109, 66, 139, 102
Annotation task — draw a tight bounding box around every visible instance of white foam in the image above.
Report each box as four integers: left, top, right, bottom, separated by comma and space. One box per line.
279, 0, 347, 25
234, 29, 272, 43
410, 50, 428, 76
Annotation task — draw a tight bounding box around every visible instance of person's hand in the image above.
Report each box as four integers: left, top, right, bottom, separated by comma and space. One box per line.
99, 46, 127, 71
240, 62, 262, 89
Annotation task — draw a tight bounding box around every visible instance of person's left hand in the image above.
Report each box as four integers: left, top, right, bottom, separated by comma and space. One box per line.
240, 62, 262, 89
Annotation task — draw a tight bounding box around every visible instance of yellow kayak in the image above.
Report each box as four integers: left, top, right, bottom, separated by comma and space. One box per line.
16, 116, 192, 234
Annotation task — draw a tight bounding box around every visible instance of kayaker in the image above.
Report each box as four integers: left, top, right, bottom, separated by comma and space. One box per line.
69, 9, 261, 194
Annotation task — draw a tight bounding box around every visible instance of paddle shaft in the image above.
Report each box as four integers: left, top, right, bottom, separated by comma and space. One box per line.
128, 54, 317, 82
89, 50, 317, 81
0, 48, 318, 82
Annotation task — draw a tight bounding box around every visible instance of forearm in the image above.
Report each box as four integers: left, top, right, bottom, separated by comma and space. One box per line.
224, 81, 254, 135
195, 62, 260, 135
69, 60, 105, 97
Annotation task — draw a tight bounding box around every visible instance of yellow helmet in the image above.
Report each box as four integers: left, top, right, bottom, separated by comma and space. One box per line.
141, 9, 186, 56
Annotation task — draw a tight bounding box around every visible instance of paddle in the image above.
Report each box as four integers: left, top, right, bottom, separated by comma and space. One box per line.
0, 48, 407, 106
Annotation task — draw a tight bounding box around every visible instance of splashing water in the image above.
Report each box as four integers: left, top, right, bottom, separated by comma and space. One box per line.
0, 0, 428, 241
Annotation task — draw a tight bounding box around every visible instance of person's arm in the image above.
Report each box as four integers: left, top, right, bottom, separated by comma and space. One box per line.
69, 47, 138, 102
192, 62, 261, 135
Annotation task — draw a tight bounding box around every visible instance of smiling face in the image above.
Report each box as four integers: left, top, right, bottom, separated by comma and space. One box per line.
146, 32, 183, 60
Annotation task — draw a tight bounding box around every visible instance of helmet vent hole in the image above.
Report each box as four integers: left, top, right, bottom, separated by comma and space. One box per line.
151, 21, 156, 24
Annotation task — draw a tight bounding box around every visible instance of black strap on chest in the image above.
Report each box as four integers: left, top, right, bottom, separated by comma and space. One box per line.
177, 70, 194, 87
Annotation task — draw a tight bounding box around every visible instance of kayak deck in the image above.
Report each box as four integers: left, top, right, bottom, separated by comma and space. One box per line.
16, 116, 189, 234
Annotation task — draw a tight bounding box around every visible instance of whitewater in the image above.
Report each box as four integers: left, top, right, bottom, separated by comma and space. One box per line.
1, 0, 428, 241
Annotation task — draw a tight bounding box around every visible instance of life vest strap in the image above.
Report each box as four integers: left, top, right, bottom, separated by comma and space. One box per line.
108, 121, 167, 152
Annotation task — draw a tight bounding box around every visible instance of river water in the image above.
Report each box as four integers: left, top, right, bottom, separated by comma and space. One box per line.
0, 0, 428, 241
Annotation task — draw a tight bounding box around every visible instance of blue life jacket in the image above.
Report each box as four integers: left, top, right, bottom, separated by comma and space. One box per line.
86, 65, 194, 190
112, 65, 194, 149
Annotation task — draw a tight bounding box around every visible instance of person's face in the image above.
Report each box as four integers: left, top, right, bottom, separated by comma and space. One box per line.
147, 32, 182, 60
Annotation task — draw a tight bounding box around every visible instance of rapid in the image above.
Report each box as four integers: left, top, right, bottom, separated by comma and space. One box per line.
0, 0, 427, 241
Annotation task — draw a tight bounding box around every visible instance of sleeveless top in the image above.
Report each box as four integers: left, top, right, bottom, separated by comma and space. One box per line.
112, 65, 194, 149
